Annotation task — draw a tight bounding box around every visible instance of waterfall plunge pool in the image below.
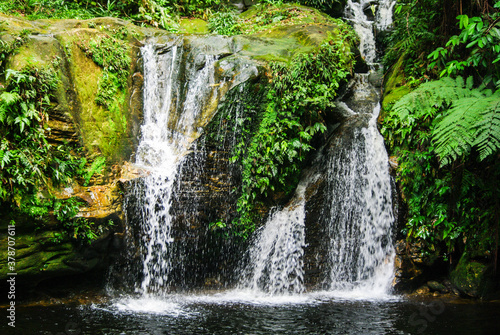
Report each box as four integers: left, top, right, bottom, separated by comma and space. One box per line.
7, 292, 500, 335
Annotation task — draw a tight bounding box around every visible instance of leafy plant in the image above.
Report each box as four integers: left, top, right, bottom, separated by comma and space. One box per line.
427, 0, 500, 88
231, 30, 357, 236
208, 10, 240, 35
386, 76, 500, 166
82, 156, 106, 185
382, 75, 499, 259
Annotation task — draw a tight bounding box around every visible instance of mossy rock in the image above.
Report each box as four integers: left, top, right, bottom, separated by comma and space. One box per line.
450, 254, 495, 298
239, 3, 335, 35
179, 18, 209, 34
381, 55, 411, 106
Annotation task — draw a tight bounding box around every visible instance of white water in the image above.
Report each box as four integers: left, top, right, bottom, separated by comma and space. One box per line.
240, 0, 396, 299
345, 0, 395, 66
133, 41, 219, 295
120, 0, 396, 307
323, 101, 395, 297
321, 0, 395, 296
240, 177, 314, 295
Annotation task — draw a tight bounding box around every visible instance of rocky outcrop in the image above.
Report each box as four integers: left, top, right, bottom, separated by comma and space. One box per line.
1, 6, 358, 292
0, 16, 148, 289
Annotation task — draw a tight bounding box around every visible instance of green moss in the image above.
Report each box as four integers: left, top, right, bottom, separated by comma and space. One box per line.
450, 253, 494, 298
55, 29, 132, 162
382, 55, 411, 108
238, 3, 336, 36
179, 18, 209, 34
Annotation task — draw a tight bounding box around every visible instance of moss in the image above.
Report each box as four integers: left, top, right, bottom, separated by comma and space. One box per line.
450, 253, 494, 298
238, 3, 336, 36
382, 55, 411, 108
0, 228, 74, 281
179, 18, 209, 34
56, 29, 133, 162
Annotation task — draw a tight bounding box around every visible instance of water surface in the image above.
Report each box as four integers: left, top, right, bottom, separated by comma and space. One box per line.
7, 293, 500, 335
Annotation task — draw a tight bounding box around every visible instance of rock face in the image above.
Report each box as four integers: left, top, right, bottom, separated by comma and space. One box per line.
0, 16, 147, 289
450, 254, 496, 299
1, 9, 356, 291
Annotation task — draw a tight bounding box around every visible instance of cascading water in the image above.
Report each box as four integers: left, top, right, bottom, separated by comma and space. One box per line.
242, 0, 396, 297
322, 98, 395, 295
130, 40, 219, 295
321, 0, 396, 295
240, 177, 315, 295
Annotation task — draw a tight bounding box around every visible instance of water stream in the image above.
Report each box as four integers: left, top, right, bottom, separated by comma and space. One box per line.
116, 0, 396, 309
241, 0, 396, 298
128, 41, 219, 294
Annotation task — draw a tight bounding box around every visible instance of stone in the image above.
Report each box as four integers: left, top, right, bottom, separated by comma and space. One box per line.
427, 280, 449, 294
450, 254, 494, 298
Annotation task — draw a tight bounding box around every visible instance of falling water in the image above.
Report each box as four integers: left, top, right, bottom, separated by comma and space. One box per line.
242, 0, 396, 297
322, 101, 395, 295
319, 0, 396, 295
240, 176, 316, 295
345, 0, 395, 66
131, 41, 219, 295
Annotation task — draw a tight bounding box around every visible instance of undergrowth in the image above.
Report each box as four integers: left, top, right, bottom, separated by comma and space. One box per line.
228, 29, 356, 237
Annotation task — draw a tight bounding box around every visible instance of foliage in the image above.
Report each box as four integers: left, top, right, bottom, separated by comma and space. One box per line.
81, 156, 106, 186
386, 76, 500, 166
0, 67, 71, 201
231, 30, 356, 235
54, 196, 116, 244
382, 76, 499, 258
433, 86, 500, 165
78, 34, 131, 108
383, 0, 443, 79
0, 0, 112, 20
294, 0, 346, 16
0, 64, 110, 244
428, 0, 500, 88
208, 10, 240, 35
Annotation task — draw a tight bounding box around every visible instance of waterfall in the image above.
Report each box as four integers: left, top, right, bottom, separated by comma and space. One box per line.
118, 0, 396, 299
242, 0, 396, 297
240, 176, 315, 295
322, 100, 395, 295
130, 41, 219, 295
321, 0, 396, 294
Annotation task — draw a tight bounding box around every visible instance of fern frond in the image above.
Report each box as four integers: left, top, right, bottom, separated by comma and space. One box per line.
432, 89, 500, 166
0, 92, 21, 123
432, 96, 484, 165
472, 91, 500, 161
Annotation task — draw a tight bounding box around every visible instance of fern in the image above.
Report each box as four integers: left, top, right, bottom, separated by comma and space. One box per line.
471, 91, 500, 161
387, 76, 473, 147
388, 76, 500, 166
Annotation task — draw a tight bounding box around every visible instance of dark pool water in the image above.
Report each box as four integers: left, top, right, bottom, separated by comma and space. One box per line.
3, 293, 500, 335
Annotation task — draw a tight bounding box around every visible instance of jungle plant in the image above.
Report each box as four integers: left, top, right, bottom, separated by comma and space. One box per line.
427, 0, 500, 88
382, 75, 499, 259
0, 64, 110, 244
208, 10, 241, 35
0, 67, 62, 203
232, 29, 357, 236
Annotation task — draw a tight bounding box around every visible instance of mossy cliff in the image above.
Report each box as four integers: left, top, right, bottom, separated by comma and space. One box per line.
0, 5, 357, 292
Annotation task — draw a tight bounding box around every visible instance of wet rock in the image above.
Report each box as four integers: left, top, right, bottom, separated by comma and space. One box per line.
450, 254, 495, 299
415, 285, 430, 295
427, 280, 449, 294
